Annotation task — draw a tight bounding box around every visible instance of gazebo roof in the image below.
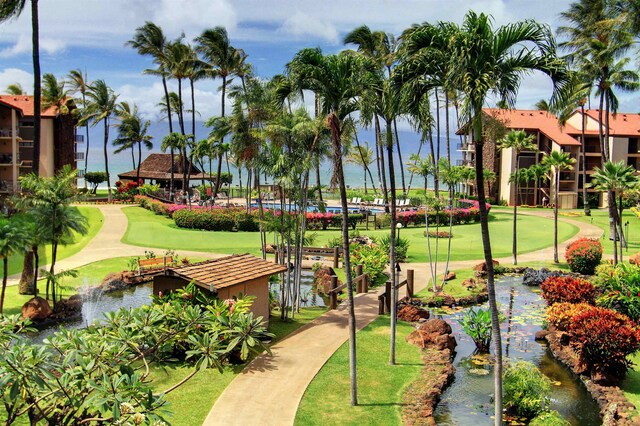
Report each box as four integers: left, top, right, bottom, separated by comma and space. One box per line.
117, 153, 211, 181
166, 254, 287, 292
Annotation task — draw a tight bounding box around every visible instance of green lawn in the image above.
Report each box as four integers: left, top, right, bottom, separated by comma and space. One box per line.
122, 207, 578, 262
566, 208, 640, 255
621, 353, 640, 420
7, 206, 104, 277
295, 317, 423, 426
150, 307, 328, 426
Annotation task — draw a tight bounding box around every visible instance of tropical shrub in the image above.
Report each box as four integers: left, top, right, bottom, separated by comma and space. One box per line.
458, 307, 493, 352
540, 276, 596, 305
349, 243, 389, 284
379, 235, 410, 261
306, 212, 363, 230
546, 302, 594, 331
564, 238, 603, 275
173, 208, 244, 231
529, 411, 570, 426
595, 262, 640, 321
503, 361, 552, 418
84, 171, 107, 194
424, 230, 452, 238
568, 307, 640, 377
138, 183, 160, 196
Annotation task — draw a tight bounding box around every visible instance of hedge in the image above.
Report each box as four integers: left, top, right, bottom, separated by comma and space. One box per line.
173, 208, 259, 232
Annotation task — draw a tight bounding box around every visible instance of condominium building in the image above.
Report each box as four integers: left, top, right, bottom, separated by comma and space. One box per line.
458, 108, 640, 209
0, 95, 82, 194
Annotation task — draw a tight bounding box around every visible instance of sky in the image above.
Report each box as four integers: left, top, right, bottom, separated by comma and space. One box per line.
0, 0, 638, 186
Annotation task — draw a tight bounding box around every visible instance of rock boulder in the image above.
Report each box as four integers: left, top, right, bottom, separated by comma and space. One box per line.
21, 296, 52, 321
397, 305, 430, 322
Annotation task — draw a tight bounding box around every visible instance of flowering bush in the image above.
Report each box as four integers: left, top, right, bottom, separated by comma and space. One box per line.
305, 212, 363, 230
546, 302, 595, 331
564, 238, 603, 275
595, 262, 640, 321
568, 307, 640, 377
540, 276, 596, 305
349, 243, 389, 284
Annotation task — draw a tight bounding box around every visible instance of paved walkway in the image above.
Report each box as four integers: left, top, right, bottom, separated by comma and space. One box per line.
204, 210, 604, 426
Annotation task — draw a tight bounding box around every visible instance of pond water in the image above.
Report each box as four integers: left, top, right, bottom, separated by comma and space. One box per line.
432, 276, 601, 425
269, 270, 325, 307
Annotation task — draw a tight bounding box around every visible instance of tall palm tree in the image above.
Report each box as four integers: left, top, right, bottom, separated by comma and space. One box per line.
542, 151, 576, 263
590, 161, 639, 263
161, 132, 189, 192
68, 69, 91, 184
397, 12, 569, 423
347, 142, 375, 193
114, 102, 153, 182
5, 83, 25, 95
83, 80, 118, 202
127, 22, 175, 197
195, 26, 240, 197
41, 73, 71, 113
498, 130, 537, 265
288, 48, 376, 405
0, 0, 41, 176
0, 216, 28, 313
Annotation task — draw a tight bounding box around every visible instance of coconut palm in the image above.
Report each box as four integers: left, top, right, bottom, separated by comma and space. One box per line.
41, 73, 72, 114
114, 102, 153, 182
83, 80, 118, 202
19, 165, 88, 304
542, 151, 576, 263
347, 142, 375, 193
0, 216, 28, 313
590, 161, 639, 263
287, 47, 377, 405
0, 0, 41, 176
498, 130, 537, 265
5, 83, 25, 95
397, 12, 569, 422
68, 69, 91, 183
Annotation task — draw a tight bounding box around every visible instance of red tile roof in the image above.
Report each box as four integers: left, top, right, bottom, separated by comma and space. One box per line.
483, 108, 581, 146
0, 95, 59, 118
168, 254, 287, 291
580, 110, 640, 137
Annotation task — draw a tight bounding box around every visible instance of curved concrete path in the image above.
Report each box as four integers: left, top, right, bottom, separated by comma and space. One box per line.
204, 210, 604, 426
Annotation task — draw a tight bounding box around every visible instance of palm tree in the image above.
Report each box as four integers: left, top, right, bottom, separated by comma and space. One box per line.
83, 80, 118, 202
590, 161, 639, 263
498, 130, 537, 265
542, 151, 576, 263
0, 0, 41, 176
114, 102, 153, 182
5, 83, 25, 95
127, 22, 175, 197
19, 165, 88, 304
161, 132, 189, 192
288, 48, 376, 405
0, 216, 28, 313
68, 69, 91, 184
347, 142, 375, 193
195, 26, 240, 198
397, 12, 569, 423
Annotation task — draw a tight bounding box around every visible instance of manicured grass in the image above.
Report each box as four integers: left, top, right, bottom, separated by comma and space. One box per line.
621, 353, 640, 419
150, 307, 328, 426
295, 317, 423, 425
122, 207, 578, 262
567, 208, 640, 255
7, 206, 104, 276
414, 268, 478, 299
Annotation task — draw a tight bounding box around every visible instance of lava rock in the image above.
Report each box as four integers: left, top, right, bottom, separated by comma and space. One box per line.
418, 318, 452, 336
522, 267, 563, 287
472, 260, 500, 273
535, 330, 550, 341
441, 271, 456, 281
100, 272, 129, 292
21, 296, 52, 320
397, 305, 430, 322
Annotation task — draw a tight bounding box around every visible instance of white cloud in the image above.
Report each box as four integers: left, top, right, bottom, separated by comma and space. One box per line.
279, 11, 339, 43
0, 68, 33, 93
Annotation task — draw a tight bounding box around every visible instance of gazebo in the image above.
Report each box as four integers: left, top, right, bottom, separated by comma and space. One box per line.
153, 254, 287, 324
117, 153, 212, 190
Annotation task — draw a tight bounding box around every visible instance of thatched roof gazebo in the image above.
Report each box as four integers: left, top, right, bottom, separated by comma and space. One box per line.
117, 153, 212, 189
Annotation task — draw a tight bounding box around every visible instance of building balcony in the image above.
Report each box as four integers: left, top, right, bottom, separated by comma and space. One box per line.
75, 134, 84, 143
0, 129, 15, 138
75, 152, 85, 161
456, 159, 473, 167
456, 143, 475, 152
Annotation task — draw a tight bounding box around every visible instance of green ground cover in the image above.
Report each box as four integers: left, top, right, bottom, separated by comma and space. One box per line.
6, 206, 103, 277
295, 317, 423, 425
621, 353, 640, 419
150, 306, 327, 426
565, 208, 640, 255
122, 207, 578, 262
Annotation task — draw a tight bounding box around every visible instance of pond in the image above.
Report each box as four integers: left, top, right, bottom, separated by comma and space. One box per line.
269, 270, 325, 307
432, 276, 601, 425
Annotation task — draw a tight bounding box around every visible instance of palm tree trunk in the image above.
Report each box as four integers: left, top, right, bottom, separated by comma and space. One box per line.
213, 154, 224, 197
386, 120, 398, 365
353, 132, 377, 193
32, 246, 39, 295
445, 91, 451, 163
375, 115, 388, 211
554, 172, 559, 263
191, 78, 196, 139
315, 157, 323, 203
170, 148, 175, 200
1, 257, 7, 313
472, 114, 502, 424
131, 147, 136, 169
612, 194, 618, 265
435, 89, 441, 195
103, 119, 112, 202
137, 141, 142, 183
513, 158, 518, 265
82, 90, 90, 186
428, 128, 438, 198
18, 251, 35, 295
49, 242, 58, 307
329, 112, 357, 406
31, 0, 41, 177
161, 75, 174, 199
393, 119, 406, 196
580, 105, 590, 216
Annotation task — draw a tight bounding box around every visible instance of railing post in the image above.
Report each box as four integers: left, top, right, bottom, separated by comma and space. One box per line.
356, 264, 363, 293
407, 269, 414, 298
333, 246, 339, 268
364, 274, 369, 293
274, 249, 279, 264
385, 280, 391, 314
378, 295, 385, 315
330, 275, 338, 310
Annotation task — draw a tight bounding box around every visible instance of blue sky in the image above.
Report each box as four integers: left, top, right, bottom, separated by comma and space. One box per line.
0, 0, 638, 185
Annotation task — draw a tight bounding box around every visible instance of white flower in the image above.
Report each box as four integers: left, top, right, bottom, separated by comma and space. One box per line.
120, 402, 135, 415
132, 412, 146, 425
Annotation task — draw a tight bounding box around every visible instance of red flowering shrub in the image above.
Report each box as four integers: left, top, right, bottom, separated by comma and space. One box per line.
540, 276, 596, 305
568, 307, 640, 377
564, 238, 603, 275
305, 212, 363, 230
546, 302, 594, 331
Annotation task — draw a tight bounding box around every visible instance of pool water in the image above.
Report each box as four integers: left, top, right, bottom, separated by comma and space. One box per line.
432, 276, 601, 425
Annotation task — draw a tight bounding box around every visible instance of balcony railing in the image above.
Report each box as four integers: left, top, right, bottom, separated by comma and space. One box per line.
456, 159, 473, 167
456, 143, 475, 152
75, 152, 85, 161
75, 134, 84, 143
0, 129, 15, 138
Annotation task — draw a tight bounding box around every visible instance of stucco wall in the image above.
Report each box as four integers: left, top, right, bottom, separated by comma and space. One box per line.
40, 119, 55, 177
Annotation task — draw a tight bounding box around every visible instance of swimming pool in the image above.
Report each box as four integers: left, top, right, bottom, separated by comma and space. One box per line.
250, 202, 383, 214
